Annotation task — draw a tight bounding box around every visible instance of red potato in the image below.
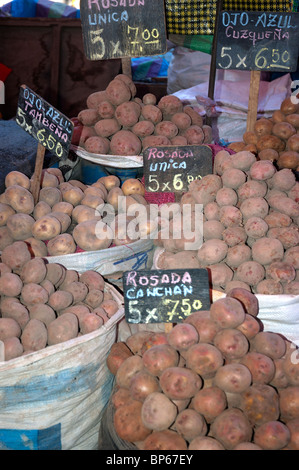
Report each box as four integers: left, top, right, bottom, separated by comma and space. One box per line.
115, 355, 144, 389
237, 314, 262, 340
20, 318, 48, 351
77, 108, 98, 126
213, 328, 249, 360
112, 387, 134, 409
233, 442, 262, 450
221, 168, 247, 189
170, 112, 191, 131
105, 78, 131, 105
203, 220, 225, 240
1, 241, 31, 272
251, 331, 286, 360
142, 344, 179, 377
142, 135, 171, 149
240, 197, 269, 221
184, 311, 221, 343
0, 317, 21, 341
270, 358, 289, 390
84, 136, 110, 154
225, 244, 252, 268
3, 336, 24, 361
125, 331, 153, 356
219, 205, 243, 227
174, 409, 207, 442
114, 74, 137, 97
282, 351, 299, 386
216, 187, 238, 207
97, 100, 115, 119
207, 263, 234, 288
188, 436, 225, 450
141, 104, 163, 124
28, 304, 56, 327
159, 366, 202, 400
197, 239, 228, 266
279, 387, 299, 421
210, 408, 252, 450
185, 342, 224, 379
131, 120, 155, 138
143, 429, 187, 451
86, 90, 108, 109
106, 342, 133, 375
114, 400, 151, 442
268, 194, 299, 218
20, 258, 47, 285
213, 363, 252, 394
84, 289, 104, 309
0, 226, 14, 251
209, 297, 246, 329
252, 237, 284, 266
80, 270, 105, 291
21, 283, 49, 306
48, 290, 73, 312
158, 95, 183, 116
254, 421, 290, 450
183, 125, 204, 145
47, 312, 79, 346
130, 370, 160, 402
264, 211, 292, 228
226, 288, 259, 317
0, 297, 29, 329
141, 391, 178, 431
109, 130, 142, 156
241, 352, 275, 384
154, 121, 178, 139
79, 313, 104, 334
190, 386, 227, 423
249, 160, 276, 180
236, 261, 265, 286
100, 299, 119, 318
285, 419, 299, 450
237, 180, 267, 201
167, 323, 199, 351
0, 272, 23, 297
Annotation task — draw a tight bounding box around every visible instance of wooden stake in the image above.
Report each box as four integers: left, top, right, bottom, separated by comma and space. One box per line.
247, 70, 261, 133
31, 143, 46, 204
121, 57, 132, 79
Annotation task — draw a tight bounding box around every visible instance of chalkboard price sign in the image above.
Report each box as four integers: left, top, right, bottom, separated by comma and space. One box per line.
123, 268, 211, 324
143, 145, 213, 193
216, 11, 299, 72
16, 85, 74, 160
80, 0, 167, 60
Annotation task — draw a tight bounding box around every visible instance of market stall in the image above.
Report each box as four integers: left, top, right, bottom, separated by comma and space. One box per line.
0, 0, 298, 454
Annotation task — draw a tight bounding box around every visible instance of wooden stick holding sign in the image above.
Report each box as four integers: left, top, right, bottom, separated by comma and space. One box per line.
15, 84, 74, 203
31, 143, 46, 204
246, 71, 261, 133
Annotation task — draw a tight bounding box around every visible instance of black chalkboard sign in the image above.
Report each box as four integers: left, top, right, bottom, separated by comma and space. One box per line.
216, 11, 299, 72
123, 268, 211, 324
16, 85, 74, 160
80, 0, 167, 60
143, 145, 213, 193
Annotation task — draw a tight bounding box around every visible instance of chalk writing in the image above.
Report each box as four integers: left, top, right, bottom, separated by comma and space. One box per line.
143, 145, 213, 193
16, 86, 73, 160
216, 11, 299, 72
81, 0, 167, 60
123, 269, 210, 324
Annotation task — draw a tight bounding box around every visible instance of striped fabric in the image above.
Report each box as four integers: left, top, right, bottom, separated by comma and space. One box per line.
165, 0, 289, 35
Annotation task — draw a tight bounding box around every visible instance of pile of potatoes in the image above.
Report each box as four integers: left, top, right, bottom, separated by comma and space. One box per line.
229, 96, 299, 171
75, 74, 212, 156
107, 289, 299, 450
0, 169, 153, 256
0, 255, 120, 361
155, 149, 299, 295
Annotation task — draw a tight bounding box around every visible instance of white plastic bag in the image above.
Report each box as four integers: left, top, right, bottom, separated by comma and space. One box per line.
45, 238, 154, 277
0, 285, 124, 450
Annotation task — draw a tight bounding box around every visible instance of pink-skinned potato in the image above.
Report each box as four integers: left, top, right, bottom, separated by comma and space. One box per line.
114, 399, 151, 442
190, 386, 227, 424
210, 408, 252, 450
21, 318, 48, 351
47, 312, 79, 345
141, 391, 178, 431
142, 344, 179, 377
159, 366, 202, 400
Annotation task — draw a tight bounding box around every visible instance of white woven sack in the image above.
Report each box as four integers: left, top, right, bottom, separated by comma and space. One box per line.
0, 285, 124, 451
45, 238, 154, 277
